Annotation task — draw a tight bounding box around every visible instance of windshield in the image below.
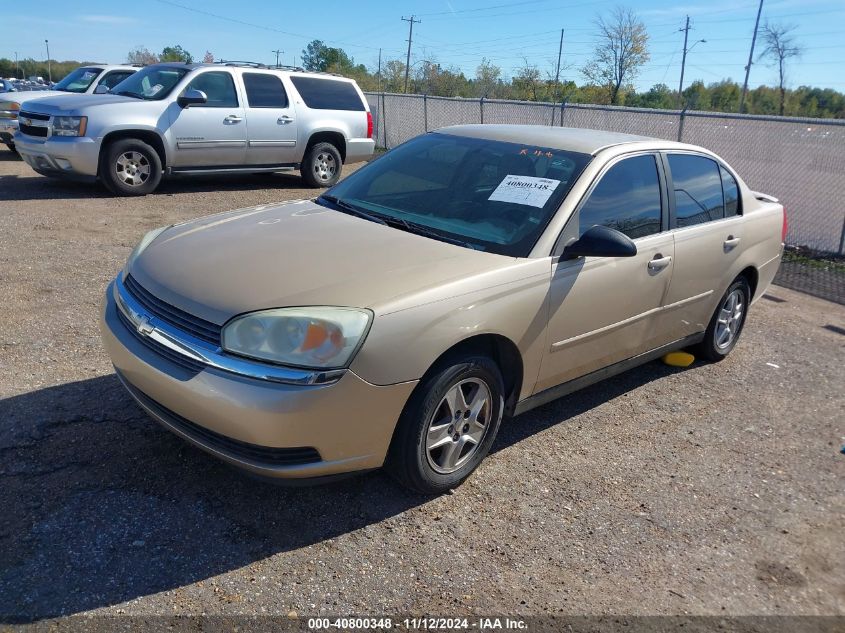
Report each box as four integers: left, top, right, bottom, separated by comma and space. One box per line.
322, 133, 591, 256
53, 67, 103, 93
110, 66, 190, 100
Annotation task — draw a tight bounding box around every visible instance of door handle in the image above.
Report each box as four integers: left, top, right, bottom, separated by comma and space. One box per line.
223, 115, 243, 124
277, 116, 294, 125
648, 254, 672, 271
723, 235, 741, 249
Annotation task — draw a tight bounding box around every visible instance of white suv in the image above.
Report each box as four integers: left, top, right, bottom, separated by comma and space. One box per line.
13, 62, 375, 195
0, 64, 139, 151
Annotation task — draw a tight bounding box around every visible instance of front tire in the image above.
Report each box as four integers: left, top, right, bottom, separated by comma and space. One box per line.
301, 142, 342, 188
385, 356, 504, 494
5, 143, 16, 154
695, 276, 751, 362
100, 138, 162, 196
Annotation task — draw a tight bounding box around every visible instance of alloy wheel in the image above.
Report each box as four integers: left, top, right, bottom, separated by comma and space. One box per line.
425, 378, 492, 474
715, 288, 745, 350
115, 151, 151, 187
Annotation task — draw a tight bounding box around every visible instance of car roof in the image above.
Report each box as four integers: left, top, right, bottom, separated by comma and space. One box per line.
437, 124, 659, 155
151, 62, 355, 82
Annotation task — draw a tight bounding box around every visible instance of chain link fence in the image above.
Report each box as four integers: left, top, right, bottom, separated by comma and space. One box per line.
366, 93, 845, 304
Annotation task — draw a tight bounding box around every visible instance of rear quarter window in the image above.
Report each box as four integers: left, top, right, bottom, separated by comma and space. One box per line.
289, 76, 365, 111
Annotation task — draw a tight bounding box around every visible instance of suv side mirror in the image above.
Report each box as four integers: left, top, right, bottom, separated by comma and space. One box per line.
562, 225, 637, 259
93, 84, 110, 94
177, 89, 207, 108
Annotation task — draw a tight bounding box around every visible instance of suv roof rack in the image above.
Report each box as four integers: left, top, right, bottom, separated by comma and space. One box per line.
215, 60, 306, 72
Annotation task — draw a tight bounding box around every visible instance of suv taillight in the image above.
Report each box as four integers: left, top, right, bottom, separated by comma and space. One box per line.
366, 112, 373, 139
781, 207, 788, 242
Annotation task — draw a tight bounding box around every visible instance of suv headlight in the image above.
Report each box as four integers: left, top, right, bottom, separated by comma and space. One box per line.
0, 101, 19, 119
52, 116, 87, 137
124, 226, 171, 274
222, 307, 372, 369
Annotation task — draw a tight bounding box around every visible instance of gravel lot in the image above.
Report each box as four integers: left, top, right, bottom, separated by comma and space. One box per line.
0, 152, 843, 623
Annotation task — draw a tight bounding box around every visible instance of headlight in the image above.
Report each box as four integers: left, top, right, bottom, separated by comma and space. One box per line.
52, 116, 87, 137
0, 101, 19, 119
222, 307, 372, 369
124, 226, 170, 274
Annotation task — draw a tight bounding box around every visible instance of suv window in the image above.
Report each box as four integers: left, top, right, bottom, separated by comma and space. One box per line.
577, 154, 662, 239
289, 76, 365, 111
185, 71, 238, 107
243, 72, 288, 108
54, 67, 103, 93
720, 165, 741, 217
668, 154, 725, 227
99, 70, 135, 90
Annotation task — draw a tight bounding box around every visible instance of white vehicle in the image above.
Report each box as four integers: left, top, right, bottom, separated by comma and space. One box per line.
0, 65, 139, 151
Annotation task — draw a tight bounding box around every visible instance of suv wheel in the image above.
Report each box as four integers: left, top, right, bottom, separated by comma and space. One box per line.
301, 142, 342, 188
101, 139, 162, 196
5, 143, 16, 154
695, 276, 751, 362
385, 355, 504, 494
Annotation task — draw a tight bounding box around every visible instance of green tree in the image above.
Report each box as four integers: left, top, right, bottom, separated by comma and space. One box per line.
583, 7, 650, 104
160, 45, 193, 63
301, 40, 354, 73
474, 58, 502, 98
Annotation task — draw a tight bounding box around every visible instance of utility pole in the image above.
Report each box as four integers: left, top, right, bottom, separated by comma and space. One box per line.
44, 39, 51, 83
401, 15, 421, 93
14, 52, 19, 79
552, 29, 564, 105
739, 0, 765, 113
272, 49, 283, 67
377, 48, 382, 93
677, 16, 690, 108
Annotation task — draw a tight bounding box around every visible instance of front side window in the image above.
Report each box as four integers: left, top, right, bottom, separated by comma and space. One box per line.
54, 67, 103, 93
321, 132, 591, 256
243, 72, 288, 108
99, 71, 135, 90
669, 154, 725, 227
110, 66, 190, 100
184, 71, 238, 107
290, 76, 365, 111
576, 154, 662, 239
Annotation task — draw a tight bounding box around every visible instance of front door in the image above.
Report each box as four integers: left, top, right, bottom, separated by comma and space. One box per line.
240, 71, 298, 165
168, 70, 247, 167
536, 153, 675, 393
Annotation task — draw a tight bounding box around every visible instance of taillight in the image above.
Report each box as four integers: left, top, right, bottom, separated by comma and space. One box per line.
366, 112, 373, 139
781, 207, 788, 242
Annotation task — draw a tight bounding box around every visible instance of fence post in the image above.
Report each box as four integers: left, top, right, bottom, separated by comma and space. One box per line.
480, 97, 484, 124
560, 100, 567, 127
839, 214, 845, 255
423, 94, 428, 132
381, 92, 388, 149
677, 108, 686, 142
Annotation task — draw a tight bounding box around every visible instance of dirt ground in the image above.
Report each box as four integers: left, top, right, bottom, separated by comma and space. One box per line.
0, 152, 843, 623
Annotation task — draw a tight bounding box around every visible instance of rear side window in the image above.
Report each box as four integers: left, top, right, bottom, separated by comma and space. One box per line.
668, 154, 725, 227
289, 76, 365, 111
185, 71, 238, 108
577, 154, 662, 239
721, 166, 741, 216
243, 73, 288, 108
99, 71, 135, 90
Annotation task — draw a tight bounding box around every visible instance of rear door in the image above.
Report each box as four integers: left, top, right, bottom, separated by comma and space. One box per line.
241, 71, 298, 165
658, 153, 745, 341
168, 70, 247, 167
535, 152, 675, 393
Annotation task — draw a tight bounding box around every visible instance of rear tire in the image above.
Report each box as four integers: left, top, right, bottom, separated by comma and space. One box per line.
695, 276, 751, 362
301, 142, 342, 188
100, 138, 162, 196
385, 355, 504, 495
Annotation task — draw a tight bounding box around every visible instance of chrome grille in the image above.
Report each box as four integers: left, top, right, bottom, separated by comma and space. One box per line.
116, 307, 205, 375
124, 275, 222, 345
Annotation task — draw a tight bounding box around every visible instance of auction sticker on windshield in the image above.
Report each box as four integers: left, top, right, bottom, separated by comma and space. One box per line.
488, 175, 560, 208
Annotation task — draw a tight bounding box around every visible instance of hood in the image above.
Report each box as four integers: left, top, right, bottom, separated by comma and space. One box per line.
130, 200, 512, 325
2, 90, 64, 106
16, 93, 138, 114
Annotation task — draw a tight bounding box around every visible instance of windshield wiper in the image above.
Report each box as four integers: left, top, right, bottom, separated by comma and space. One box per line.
318, 194, 387, 226
374, 215, 475, 249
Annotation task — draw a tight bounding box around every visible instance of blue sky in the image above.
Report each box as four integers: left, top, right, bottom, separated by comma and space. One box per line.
5, 0, 845, 91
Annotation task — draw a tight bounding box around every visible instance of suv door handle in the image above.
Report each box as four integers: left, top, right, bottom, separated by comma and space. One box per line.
648, 254, 672, 271
277, 116, 294, 125
223, 115, 243, 124
723, 235, 741, 249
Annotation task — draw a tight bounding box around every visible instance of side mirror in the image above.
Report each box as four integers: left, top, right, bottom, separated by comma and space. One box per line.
177, 88, 207, 108
93, 84, 110, 94
562, 225, 637, 259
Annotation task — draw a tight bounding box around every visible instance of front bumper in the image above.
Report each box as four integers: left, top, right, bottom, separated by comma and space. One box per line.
14, 133, 99, 181
0, 118, 16, 145
100, 280, 417, 479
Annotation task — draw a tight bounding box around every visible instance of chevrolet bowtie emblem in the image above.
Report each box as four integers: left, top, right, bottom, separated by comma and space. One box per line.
21, 118, 32, 126
136, 315, 155, 336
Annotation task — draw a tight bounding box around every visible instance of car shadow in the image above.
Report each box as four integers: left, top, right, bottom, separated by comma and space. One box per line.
0, 172, 314, 202
0, 360, 681, 622
0, 150, 21, 162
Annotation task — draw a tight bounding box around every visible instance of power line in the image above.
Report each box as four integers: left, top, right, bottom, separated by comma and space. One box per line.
271, 48, 283, 66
